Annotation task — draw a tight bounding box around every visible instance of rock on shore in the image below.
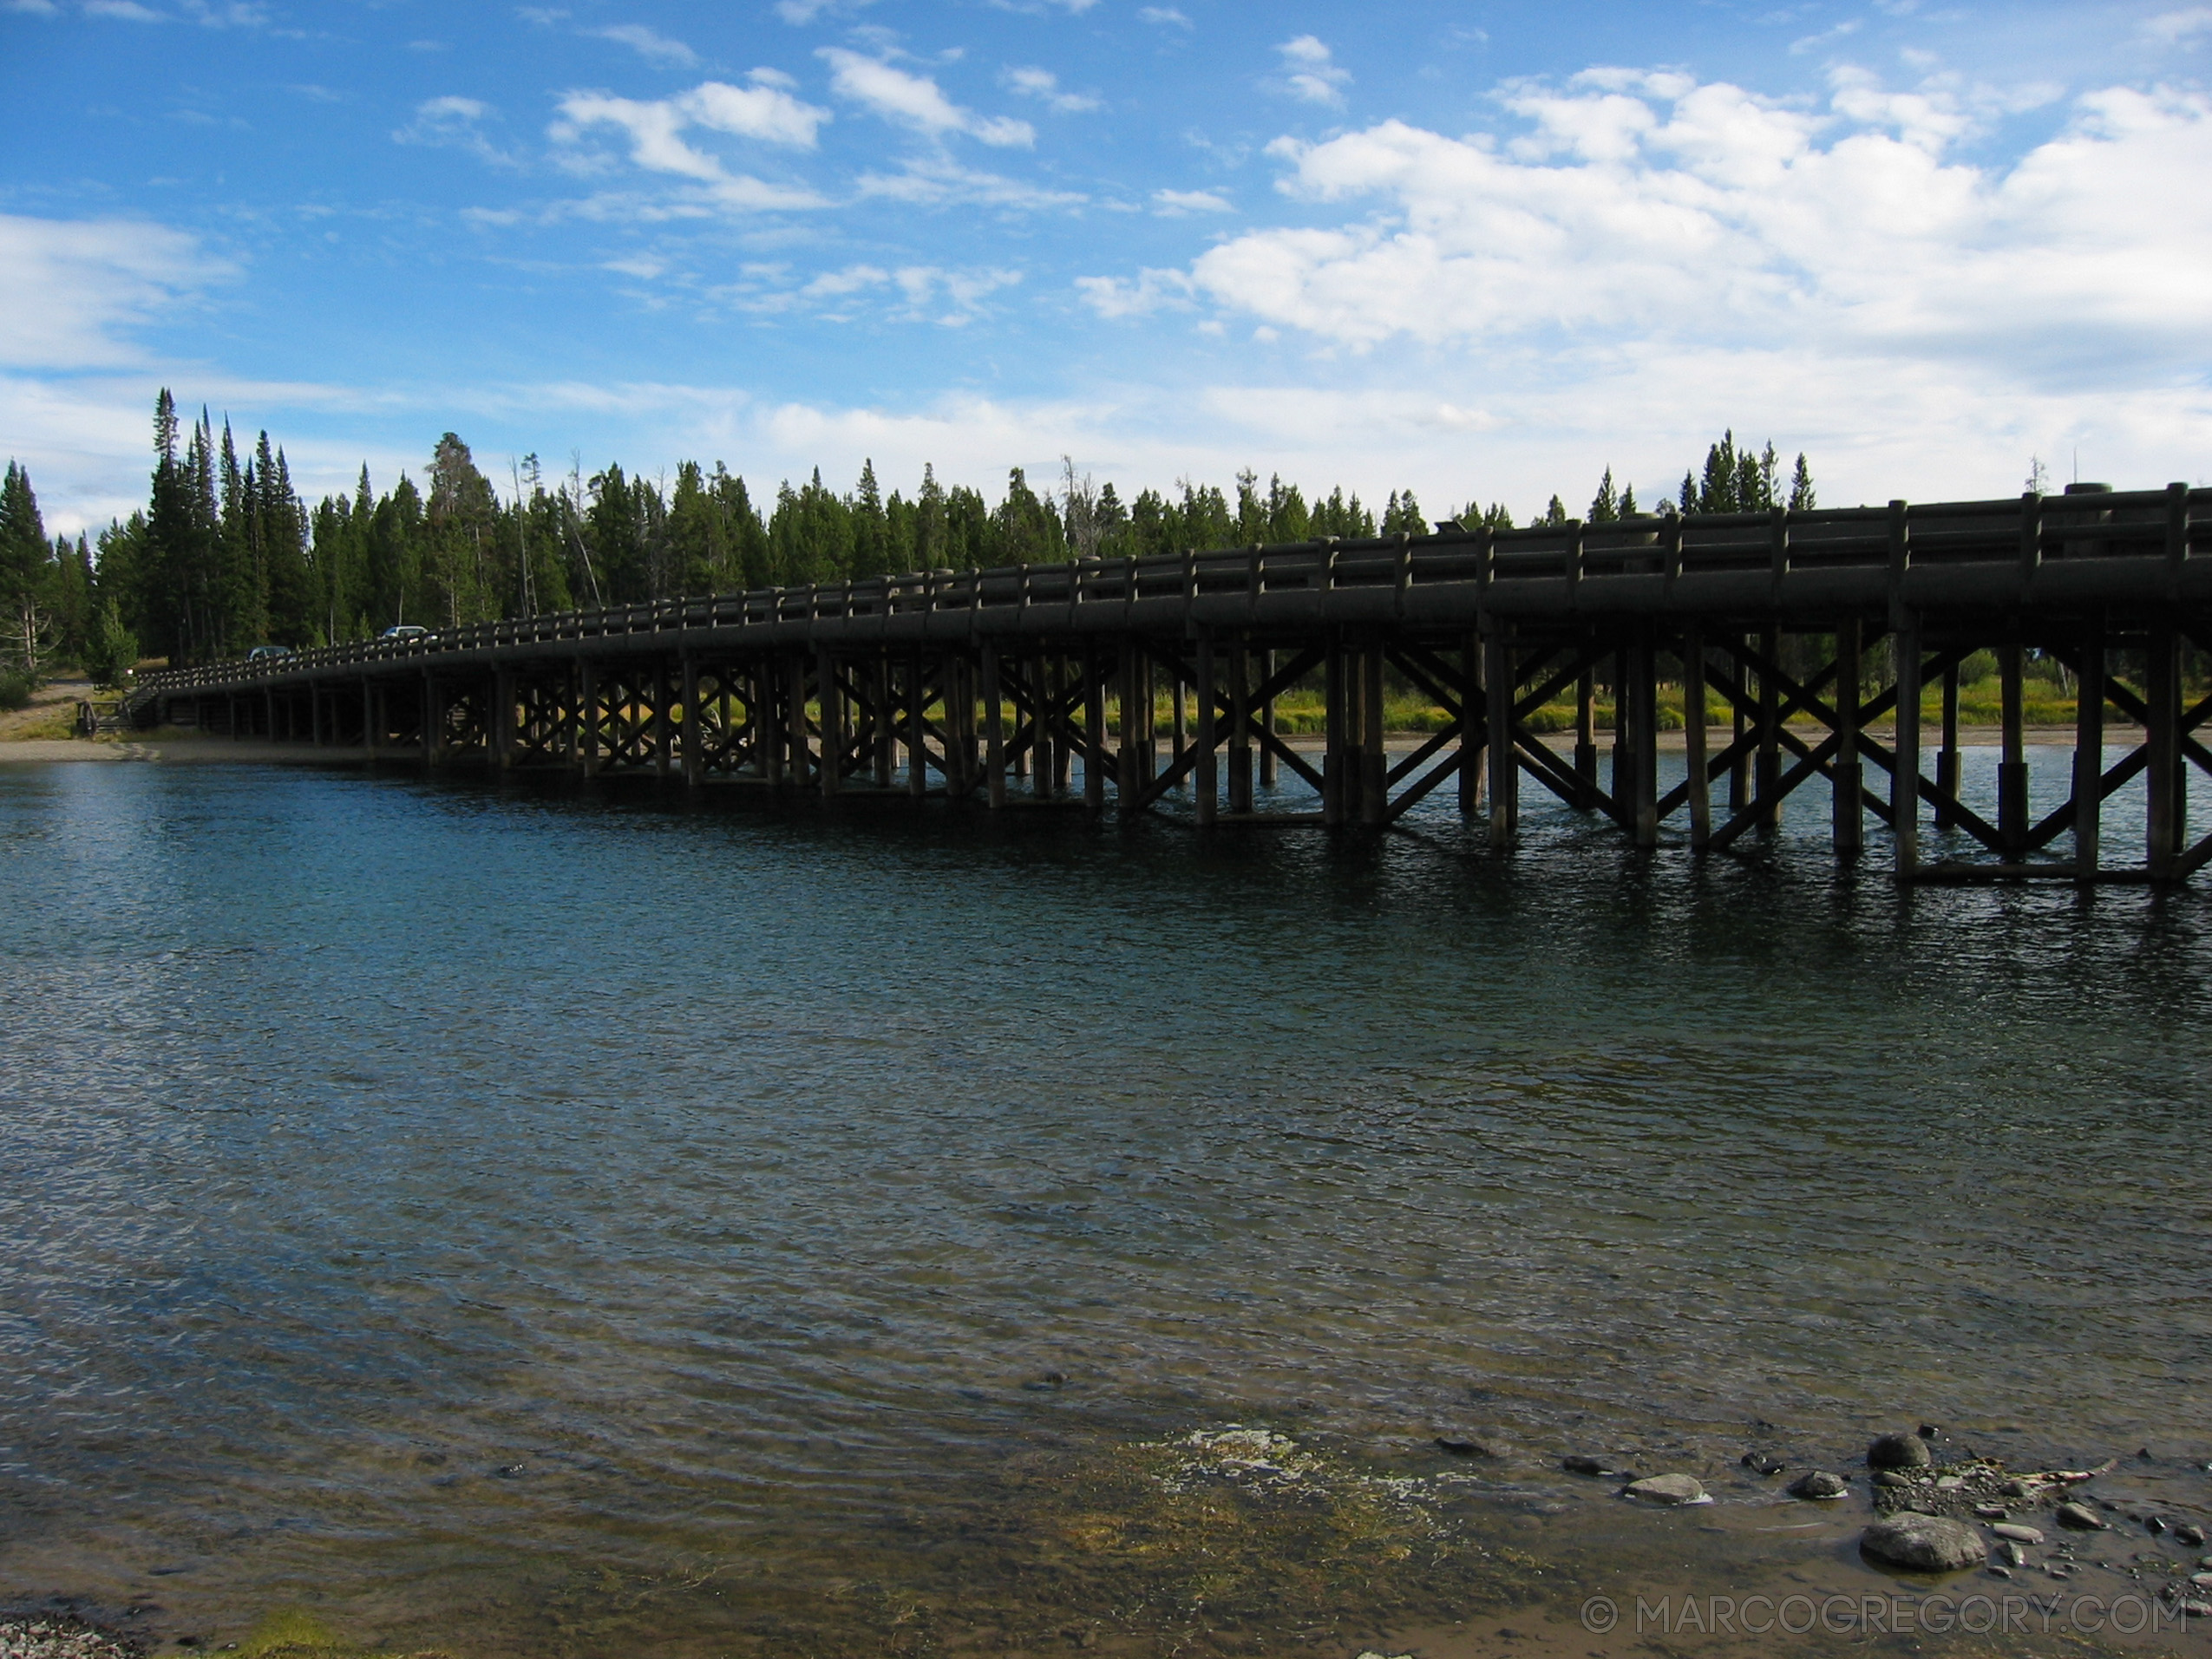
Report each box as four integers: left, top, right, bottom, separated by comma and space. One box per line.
1861, 1513, 1986, 1573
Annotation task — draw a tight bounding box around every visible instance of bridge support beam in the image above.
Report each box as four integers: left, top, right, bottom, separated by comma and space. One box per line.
982, 642, 1005, 810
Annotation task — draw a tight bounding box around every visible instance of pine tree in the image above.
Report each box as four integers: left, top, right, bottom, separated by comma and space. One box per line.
1541, 494, 1568, 526
850, 458, 889, 578
1788, 453, 1816, 512
0, 460, 51, 677
1589, 468, 1620, 524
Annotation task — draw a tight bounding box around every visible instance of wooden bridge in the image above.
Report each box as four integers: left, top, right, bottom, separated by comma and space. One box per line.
125, 482, 2212, 883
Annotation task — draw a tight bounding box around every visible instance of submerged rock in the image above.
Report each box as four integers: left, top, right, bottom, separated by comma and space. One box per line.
2055, 1501, 2108, 1531
1561, 1454, 1613, 1476
1991, 1523, 2044, 1545
1868, 1433, 1934, 1470
1624, 1473, 1710, 1506
1861, 1513, 1986, 1573
1788, 1471, 1849, 1500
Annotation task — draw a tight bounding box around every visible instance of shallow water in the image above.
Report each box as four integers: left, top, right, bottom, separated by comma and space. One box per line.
3, 747, 2210, 1656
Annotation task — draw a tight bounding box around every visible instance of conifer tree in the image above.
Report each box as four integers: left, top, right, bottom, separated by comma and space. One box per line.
1589, 468, 1620, 524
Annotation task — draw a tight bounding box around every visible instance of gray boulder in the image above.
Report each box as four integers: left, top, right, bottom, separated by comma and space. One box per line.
1868, 1433, 1934, 1469
1862, 1514, 1986, 1573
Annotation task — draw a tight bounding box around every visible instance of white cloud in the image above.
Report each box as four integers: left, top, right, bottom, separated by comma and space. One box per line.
1136, 6, 1190, 24
395, 95, 517, 166
0, 213, 233, 371
586, 23, 697, 68
1005, 66, 1101, 114
775, 0, 870, 23
2144, 7, 2212, 43
1151, 186, 1230, 214
1277, 35, 1350, 108
853, 155, 1082, 208
1091, 72, 2212, 387
1072, 266, 1193, 318
82, 0, 162, 19
818, 48, 1034, 147
5, 0, 62, 14
551, 78, 830, 207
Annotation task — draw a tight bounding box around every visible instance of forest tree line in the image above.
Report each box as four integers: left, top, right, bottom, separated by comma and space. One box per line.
0, 389, 1811, 679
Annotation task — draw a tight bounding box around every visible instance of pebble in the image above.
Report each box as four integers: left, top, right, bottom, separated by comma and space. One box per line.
1874, 1470, 1915, 1489
2147, 1515, 2168, 1535
1987, 1564, 2012, 1579
2055, 1501, 2108, 1531
1561, 1455, 1612, 1476
1624, 1473, 1711, 1506
1868, 1432, 1934, 1470
1992, 1523, 2045, 1545
0, 1621, 137, 1659
2185, 1602, 2212, 1620
2177, 1524, 2208, 1546
1434, 1437, 1493, 1458
2192, 1572, 2212, 1589
1973, 1504, 2008, 1520
1935, 1474, 1964, 1489
1788, 1470, 1849, 1500
1739, 1452, 1784, 1476
1860, 1513, 1986, 1573
2003, 1543, 2027, 1568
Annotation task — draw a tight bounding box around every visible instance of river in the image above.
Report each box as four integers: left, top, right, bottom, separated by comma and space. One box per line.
3, 748, 2209, 1656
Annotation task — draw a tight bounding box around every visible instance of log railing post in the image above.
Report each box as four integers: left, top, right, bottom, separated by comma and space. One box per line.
1485, 624, 1517, 847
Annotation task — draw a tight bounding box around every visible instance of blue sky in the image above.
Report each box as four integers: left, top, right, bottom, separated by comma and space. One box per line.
4, 0, 2211, 536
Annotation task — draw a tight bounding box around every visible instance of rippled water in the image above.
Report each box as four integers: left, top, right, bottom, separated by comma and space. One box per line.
3, 748, 2210, 1656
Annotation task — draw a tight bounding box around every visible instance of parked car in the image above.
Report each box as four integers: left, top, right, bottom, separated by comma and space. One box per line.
246, 644, 294, 662
378, 624, 430, 641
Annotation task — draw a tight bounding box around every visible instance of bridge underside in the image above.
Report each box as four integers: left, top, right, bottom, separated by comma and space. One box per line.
132, 485, 2212, 882
147, 609, 2212, 885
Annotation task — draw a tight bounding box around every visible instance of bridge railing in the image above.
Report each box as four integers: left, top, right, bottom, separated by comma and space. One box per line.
126, 487, 2209, 701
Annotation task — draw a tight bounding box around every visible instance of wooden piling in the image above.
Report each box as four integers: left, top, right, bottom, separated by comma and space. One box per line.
655, 662, 673, 780
1998, 638, 2026, 855
579, 661, 599, 777
2073, 615, 2104, 875
1935, 662, 1960, 831
1684, 627, 1711, 850
983, 641, 1005, 810
817, 650, 842, 800
1458, 631, 1485, 817
1227, 637, 1253, 815
1194, 628, 1218, 826
1485, 624, 1517, 847
1574, 658, 1598, 809
1360, 645, 1386, 827
2147, 621, 2181, 878
1894, 614, 1921, 877
1084, 648, 1107, 814
1757, 624, 1781, 831
421, 671, 435, 766
1631, 631, 1659, 846
1259, 648, 1278, 789
788, 654, 811, 791
680, 655, 701, 787
908, 652, 928, 798
1834, 620, 1862, 856
1323, 641, 1347, 826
